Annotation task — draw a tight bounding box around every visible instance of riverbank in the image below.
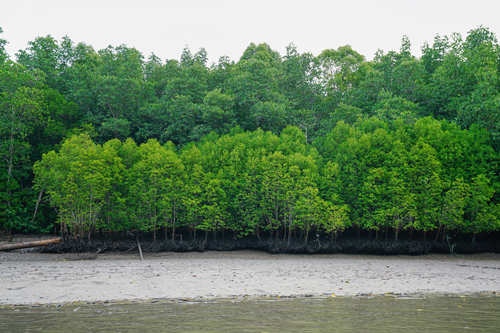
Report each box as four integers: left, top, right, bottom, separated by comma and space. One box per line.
3, 234, 499, 255
1, 251, 499, 305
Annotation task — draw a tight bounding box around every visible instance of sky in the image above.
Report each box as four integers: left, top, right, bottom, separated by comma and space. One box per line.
1, 0, 499, 63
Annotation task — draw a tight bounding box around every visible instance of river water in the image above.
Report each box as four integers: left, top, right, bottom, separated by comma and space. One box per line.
1, 295, 499, 332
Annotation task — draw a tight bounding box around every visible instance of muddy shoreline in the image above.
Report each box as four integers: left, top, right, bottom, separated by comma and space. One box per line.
1, 292, 498, 309
1, 251, 499, 305
41, 236, 500, 255
2, 233, 499, 255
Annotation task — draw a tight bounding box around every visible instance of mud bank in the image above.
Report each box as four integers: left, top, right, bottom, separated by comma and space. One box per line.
1, 251, 499, 305
40, 236, 500, 255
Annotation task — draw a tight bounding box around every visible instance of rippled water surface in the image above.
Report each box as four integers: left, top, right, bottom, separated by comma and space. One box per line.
1, 296, 499, 332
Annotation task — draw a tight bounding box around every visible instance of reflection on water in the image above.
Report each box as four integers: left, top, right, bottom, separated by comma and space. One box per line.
1, 295, 499, 332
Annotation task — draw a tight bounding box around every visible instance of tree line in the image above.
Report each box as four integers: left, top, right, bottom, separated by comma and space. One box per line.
0, 26, 499, 242
33, 117, 499, 242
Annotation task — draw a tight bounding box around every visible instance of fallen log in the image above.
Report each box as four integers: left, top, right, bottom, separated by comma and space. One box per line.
0, 237, 62, 251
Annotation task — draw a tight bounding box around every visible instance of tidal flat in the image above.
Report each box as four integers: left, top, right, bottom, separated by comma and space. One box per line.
1, 251, 499, 305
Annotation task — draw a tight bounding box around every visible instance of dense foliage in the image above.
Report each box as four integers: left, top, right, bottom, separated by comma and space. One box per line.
1, 26, 499, 242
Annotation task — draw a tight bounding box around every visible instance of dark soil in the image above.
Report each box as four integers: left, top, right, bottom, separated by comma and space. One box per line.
41, 232, 500, 255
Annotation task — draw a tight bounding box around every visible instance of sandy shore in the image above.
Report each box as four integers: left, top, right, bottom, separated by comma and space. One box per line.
1, 251, 499, 305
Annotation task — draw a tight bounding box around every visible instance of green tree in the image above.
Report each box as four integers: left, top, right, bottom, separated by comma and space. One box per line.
407, 140, 443, 234
0, 63, 47, 234
465, 175, 498, 236
33, 134, 121, 239
127, 139, 184, 241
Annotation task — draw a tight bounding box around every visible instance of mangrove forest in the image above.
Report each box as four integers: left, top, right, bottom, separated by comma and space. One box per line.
0, 26, 499, 251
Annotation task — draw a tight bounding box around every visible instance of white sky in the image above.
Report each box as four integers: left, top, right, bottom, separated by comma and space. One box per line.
1, 0, 499, 63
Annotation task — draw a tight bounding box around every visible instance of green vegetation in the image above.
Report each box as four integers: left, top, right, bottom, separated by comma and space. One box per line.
1, 26, 499, 242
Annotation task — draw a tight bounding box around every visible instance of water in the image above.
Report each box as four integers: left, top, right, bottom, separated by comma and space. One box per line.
1, 296, 499, 332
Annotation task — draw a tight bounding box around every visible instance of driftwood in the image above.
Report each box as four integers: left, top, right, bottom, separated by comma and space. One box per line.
136, 236, 144, 261
0, 237, 62, 251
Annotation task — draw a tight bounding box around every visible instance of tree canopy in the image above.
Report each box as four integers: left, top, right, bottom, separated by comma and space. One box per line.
0, 27, 498, 242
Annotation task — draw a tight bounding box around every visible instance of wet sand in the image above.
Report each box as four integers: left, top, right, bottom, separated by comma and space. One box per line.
1, 251, 499, 305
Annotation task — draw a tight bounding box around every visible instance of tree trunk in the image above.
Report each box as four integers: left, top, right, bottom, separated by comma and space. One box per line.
287, 209, 293, 246
31, 190, 44, 224
0, 238, 62, 251
171, 207, 176, 241
6, 110, 14, 188
5, 116, 15, 236
434, 226, 441, 242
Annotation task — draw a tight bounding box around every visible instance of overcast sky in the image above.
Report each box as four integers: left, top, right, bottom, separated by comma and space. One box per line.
1, 0, 499, 63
